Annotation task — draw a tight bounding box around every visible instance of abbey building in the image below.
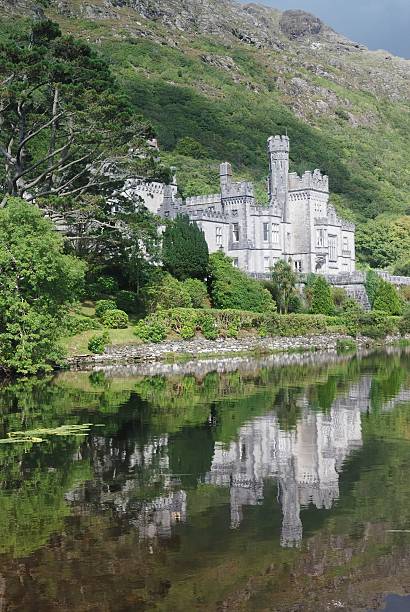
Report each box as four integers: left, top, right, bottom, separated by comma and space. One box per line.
129, 136, 356, 275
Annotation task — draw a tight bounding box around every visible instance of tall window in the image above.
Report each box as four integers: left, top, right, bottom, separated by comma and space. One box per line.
232, 258, 239, 268
264, 257, 271, 273
316, 229, 325, 247
294, 260, 302, 273
272, 224, 280, 245
329, 235, 337, 261
232, 223, 240, 243
342, 236, 349, 252
263, 222, 269, 242
216, 226, 223, 246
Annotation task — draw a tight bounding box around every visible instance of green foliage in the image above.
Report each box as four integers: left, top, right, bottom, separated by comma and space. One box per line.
365, 270, 381, 307
270, 260, 298, 314
97, 276, 119, 295
343, 311, 398, 339
309, 276, 335, 315
198, 313, 218, 340
144, 273, 192, 312
399, 311, 410, 336
263, 314, 331, 337
115, 290, 139, 314
336, 338, 357, 353
175, 137, 207, 159
393, 259, 410, 276
183, 278, 209, 308
95, 300, 117, 319
208, 252, 275, 313
87, 332, 110, 354
134, 318, 167, 343
162, 214, 209, 281
64, 313, 102, 336
373, 279, 404, 315
101, 309, 129, 329
356, 217, 410, 268
0, 199, 85, 375
0, 20, 160, 202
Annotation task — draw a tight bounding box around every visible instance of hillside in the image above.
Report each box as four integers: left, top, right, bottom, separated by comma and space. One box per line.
1, 0, 410, 260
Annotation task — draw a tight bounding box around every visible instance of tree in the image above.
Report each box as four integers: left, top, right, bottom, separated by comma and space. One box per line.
0, 20, 164, 204
208, 252, 275, 313
356, 216, 410, 269
372, 279, 404, 315
271, 260, 297, 314
162, 214, 209, 280
309, 275, 334, 315
0, 198, 85, 375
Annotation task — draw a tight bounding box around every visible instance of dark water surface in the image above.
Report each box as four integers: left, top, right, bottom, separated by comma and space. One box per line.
1, 349, 410, 611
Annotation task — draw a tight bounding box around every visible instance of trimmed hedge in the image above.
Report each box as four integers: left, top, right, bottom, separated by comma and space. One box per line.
134, 308, 343, 343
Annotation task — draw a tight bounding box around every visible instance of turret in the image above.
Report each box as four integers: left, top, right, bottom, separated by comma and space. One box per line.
220, 162, 232, 196
267, 135, 289, 210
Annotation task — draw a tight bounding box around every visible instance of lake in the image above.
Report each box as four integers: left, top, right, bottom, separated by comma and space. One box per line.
1, 348, 410, 611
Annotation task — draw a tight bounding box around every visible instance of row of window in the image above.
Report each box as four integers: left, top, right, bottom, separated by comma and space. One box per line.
263, 222, 280, 244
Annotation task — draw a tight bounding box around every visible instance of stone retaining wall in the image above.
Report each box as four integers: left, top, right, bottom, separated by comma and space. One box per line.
66, 333, 390, 370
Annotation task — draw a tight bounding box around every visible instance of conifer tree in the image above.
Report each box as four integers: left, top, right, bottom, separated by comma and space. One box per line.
309, 275, 334, 315
162, 214, 209, 280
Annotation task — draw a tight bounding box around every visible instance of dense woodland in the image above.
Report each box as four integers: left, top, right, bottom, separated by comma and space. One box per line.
0, 19, 410, 376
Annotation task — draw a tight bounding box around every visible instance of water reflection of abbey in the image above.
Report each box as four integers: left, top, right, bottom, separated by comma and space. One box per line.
73, 376, 374, 548
205, 378, 365, 547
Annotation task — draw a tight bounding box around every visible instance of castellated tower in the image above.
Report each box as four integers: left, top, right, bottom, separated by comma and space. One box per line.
267, 135, 290, 212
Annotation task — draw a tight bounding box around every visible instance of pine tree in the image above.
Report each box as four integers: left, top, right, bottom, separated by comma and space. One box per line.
372, 279, 404, 315
162, 214, 209, 280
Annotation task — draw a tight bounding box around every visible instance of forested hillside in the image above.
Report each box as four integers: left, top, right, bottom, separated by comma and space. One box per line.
1, 0, 410, 265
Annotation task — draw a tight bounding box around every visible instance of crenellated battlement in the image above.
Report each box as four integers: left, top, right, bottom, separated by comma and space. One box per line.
267, 134, 290, 153
288, 169, 329, 193
185, 194, 221, 207
190, 209, 228, 221
222, 181, 254, 199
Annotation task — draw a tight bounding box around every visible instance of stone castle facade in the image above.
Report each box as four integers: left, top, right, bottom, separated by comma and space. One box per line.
128, 135, 356, 275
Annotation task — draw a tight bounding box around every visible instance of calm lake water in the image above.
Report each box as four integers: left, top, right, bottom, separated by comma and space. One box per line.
1, 349, 410, 611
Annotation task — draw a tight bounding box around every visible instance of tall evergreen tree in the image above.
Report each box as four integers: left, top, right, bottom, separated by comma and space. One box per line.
162, 214, 209, 280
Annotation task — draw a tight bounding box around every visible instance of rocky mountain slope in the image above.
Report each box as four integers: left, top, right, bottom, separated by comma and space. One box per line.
1, 0, 410, 227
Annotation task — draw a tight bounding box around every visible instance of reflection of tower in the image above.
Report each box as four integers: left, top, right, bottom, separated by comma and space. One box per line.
278, 469, 303, 548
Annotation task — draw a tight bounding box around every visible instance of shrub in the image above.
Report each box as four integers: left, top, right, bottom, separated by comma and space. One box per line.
309, 276, 334, 315
88, 332, 110, 354
263, 314, 330, 337
183, 278, 209, 308
97, 276, 119, 294
198, 313, 218, 340
208, 252, 276, 313
102, 309, 129, 329
372, 279, 404, 315
332, 287, 348, 308
134, 319, 168, 343
344, 310, 397, 338
95, 299, 117, 318
64, 313, 102, 336
116, 290, 139, 314
144, 274, 192, 312
365, 270, 381, 307
271, 260, 297, 314
336, 338, 357, 353
399, 310, 410, 336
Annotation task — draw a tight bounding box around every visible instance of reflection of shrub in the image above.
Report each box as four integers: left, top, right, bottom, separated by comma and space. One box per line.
88, 332, 110, 354
95, 299, 117, 318
102, 309, 129, 329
